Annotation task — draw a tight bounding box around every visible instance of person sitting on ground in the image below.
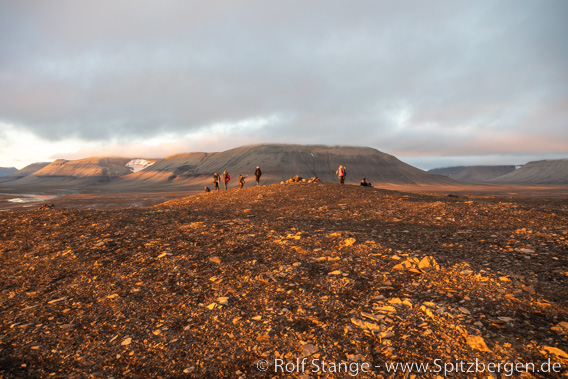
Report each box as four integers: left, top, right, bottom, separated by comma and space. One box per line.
360, 178, 372, 187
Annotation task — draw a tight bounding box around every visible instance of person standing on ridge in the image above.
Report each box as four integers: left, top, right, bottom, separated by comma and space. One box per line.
239, 174, 247, 189
337, 165, 346, 184
222, 171, 230, 190
255, 166, 262, 186
213, 172, 220, 191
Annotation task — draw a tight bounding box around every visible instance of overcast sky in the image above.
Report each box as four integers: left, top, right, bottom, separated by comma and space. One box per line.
1, 1, 567, 170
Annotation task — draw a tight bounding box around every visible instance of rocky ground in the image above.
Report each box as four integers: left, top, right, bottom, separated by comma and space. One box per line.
1, 183, 567, 378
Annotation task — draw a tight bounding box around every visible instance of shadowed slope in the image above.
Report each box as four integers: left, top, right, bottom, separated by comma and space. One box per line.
429, 165, 517, 182
490, 159, 568, 184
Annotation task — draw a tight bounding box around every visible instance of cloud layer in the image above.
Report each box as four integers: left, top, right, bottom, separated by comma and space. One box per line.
1, 0, 567, 169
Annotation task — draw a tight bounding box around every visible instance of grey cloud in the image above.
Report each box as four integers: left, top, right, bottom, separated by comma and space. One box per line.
0, 0, 567, 163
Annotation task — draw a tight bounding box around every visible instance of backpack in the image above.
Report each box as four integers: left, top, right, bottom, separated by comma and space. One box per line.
226, 173, 230, 182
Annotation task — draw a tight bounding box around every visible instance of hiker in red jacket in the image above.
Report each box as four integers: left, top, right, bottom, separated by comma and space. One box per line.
337, 165, 346, 184
222, 171, 230, 190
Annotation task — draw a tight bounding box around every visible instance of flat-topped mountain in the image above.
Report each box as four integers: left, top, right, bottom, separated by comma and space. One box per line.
101, 144, 458, 191
429, 165, 517, 183
489, 159, 568, 184
1, 144, 457, 192
0, 158, 132, 189
1, 162, 50, 180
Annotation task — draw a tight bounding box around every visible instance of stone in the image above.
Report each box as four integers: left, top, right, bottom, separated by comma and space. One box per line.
522, 285, 536, 295
218, 297, 229, 306
343, 238, 356, 247
543, 346, 568, 359
466, 335, 491, 352
121, 338, 132, 346
302, 343, 319, 356
209, 256, 221, 264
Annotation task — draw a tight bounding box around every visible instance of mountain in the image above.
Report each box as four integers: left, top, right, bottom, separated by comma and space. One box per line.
429, 165, 517, 182
0, 144, 458, 192
0, 167, 18, 177
5, 162, 50, 178
109, 144, 457, 191
0, 162, 51, 184
489, 159, 568, 184
0, 158, 132, 189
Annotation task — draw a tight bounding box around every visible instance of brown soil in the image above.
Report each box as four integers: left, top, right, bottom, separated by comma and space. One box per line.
1, 183, 567, 378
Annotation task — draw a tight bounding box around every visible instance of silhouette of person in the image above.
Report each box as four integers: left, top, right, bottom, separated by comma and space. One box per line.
255, 166, 262, 186
213, 172, 220, 191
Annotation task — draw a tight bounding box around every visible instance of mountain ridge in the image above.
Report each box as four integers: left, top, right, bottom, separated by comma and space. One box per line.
429, 160, 568, 184
0, 144, 458, 192
429, 165, 517, 182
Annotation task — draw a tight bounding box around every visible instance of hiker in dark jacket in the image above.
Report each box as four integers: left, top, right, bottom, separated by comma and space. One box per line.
360, 178, 372, 187
213, 172, 220, 191
222, 171, 230, 190
239, 174, 247, 189
254, 166, 262, 186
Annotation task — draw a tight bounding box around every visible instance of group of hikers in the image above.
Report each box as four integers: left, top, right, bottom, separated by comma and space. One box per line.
211, 166, 263, 191
337, 165, 373, 187
207, 164, 372, 191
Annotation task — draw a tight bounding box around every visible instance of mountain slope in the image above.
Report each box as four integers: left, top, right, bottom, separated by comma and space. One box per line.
1, 158, 132, 188
110, 144, 457, 190
1, 144, 459, 192
429, 165, 517, 182
0, 167, 18, 178
490, 159, 568, 184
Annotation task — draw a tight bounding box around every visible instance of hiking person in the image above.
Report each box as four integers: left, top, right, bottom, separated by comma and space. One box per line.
360, 178, 372, 187
254, 166, 262, 186
337, 165, 346, 184
222, 171, 230, 190
239, 174, 247, 189
213, 172, 220, 191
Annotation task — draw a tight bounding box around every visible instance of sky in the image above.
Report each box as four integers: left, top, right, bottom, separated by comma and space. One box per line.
1, 1, 567, 170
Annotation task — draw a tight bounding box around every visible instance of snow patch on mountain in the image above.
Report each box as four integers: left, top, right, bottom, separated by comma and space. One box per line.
126, 159, 156, 173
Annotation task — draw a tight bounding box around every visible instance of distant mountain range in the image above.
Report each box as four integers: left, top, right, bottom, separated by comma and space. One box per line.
428, 165, 518, 182
0, 167, 18, 177
429, 159, 568, 184
2, 145, 567, 193
0, 144, 456, 192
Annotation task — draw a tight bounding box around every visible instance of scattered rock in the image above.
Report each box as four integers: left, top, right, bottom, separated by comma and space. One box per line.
1, 183, 566, 378
209, 256, 221, 264
302, 343, 319, 356
466, 335, 491, 352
